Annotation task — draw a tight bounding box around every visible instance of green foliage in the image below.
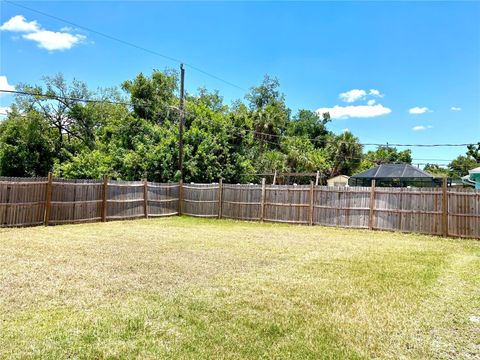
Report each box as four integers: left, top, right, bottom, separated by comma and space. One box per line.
448, 155, 479, 177
327, 131, 363, 176
6, 70, 474, 184
247, 75, 291, 151
423, 164, 450, 178
359, 146, 412, 172
122, 70, 178, 123
0, 111, 55, 177
14, 74, 93, 159
466, 143, 480, 162
424, 148, 480, 179
286, 110, 330, 148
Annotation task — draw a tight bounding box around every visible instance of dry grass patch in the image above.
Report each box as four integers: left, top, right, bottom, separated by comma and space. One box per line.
0, 217, 479, 359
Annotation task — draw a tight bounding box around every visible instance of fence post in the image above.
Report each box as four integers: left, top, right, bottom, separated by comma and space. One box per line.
102, 175, 108, 222
178, 179, 183, 215
143, 178, 148, 218
309, 180, 314, 226
218, 178, 223, 219
260, 178, 266, 222
442, 177, 448, 237
315, 171, 320, 186
368, 179, 376, 230
43, 172, 53, 226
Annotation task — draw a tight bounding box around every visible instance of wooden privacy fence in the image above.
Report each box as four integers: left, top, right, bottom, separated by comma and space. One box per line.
1, 176, 479, 239
0, 175, 180, 227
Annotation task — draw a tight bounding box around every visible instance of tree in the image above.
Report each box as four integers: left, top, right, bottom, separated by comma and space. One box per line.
246, 75, 290, 150
8, 69, 444, 185
287, 110, 331, 148
360, 146, 412, 172
448, 155, 479, 178
467, 142, 480, 162
182, 93, 254, 183
0, 111, 55, 177
423, 164, 450, 178
14, 74, 93, 157
122, 70, 178, 123
245, 75, 283, 110
326, 131, 363, 176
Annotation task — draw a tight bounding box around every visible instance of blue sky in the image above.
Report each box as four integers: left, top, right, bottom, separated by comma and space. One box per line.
0, 1, 479, 165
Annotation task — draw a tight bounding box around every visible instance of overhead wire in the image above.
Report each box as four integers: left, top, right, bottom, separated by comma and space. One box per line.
2, 89, 478, 149
2, 2, 478, 151
3, 0, 247, 92
0, 89, 181, 110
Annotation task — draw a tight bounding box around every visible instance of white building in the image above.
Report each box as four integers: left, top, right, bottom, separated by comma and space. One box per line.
327, 175, 350, 187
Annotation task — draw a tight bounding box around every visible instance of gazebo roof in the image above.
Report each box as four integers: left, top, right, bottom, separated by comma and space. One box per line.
351, 163, 433, 179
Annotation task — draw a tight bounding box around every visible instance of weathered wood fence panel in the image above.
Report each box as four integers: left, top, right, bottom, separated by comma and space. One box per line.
181, 184, 219, 217
1, 177, 479, 239
373, 188, 443, 235
147, 182, 179, 217
264, 185, 310, 224
221, 184, 262, 221
50, 179, 103, 225
313, 186, 371, 228
0, 177, 47, 227
448, 188, 480, 238
107, 180, 145, 220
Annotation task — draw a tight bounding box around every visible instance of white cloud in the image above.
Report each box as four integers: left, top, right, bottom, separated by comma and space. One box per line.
342, 128, 349, 132
23, 31, 86, 51
368, 89, 383, 97
412, 125, 433, 131
339, 88, 384, 103
339, 89, 366, 103
367, 99, 376, 106
0, 15, 39, 32
409, 106, 431, 114
0, 75, 15, 93
0, 106, 11, 115
316, 104, 392, 119
0, 15, 86, 51
450, 106, 462, 111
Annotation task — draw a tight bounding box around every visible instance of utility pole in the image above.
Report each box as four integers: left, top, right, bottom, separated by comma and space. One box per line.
178, 63, 185, 180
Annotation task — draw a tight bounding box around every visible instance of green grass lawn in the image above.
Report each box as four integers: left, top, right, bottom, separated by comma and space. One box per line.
0, 217, 479, 359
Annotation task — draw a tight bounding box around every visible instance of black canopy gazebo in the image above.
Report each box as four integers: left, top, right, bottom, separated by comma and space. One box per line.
349, 164, 436, 187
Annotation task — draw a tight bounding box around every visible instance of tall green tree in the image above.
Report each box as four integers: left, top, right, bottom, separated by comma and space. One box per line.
448, 155, 479, 177
287, 110, 331, 148
246, 75, 290, 150
122, 70, 178, 123
15, 74, 93, 158
0, 111, 55, 177
327, 131, 363, 176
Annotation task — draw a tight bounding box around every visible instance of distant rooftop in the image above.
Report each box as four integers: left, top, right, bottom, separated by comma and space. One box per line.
469, 167, 480, 174
352, 163, 433, 179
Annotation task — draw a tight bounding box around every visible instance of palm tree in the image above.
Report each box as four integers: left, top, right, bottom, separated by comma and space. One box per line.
327, 131, 363, 176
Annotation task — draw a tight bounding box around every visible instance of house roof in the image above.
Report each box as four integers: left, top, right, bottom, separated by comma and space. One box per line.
469, 167, 480, 174
328, 175, 350, 181
351, 164, 433, 179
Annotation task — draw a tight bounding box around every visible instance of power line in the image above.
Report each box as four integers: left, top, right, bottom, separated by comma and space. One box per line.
413, 158, 455, 161
3, 2, 477, 150
214, 120, 476, 148
2, 89, 477, 149
3, 0, 248, 92
0, 89, 181, 111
